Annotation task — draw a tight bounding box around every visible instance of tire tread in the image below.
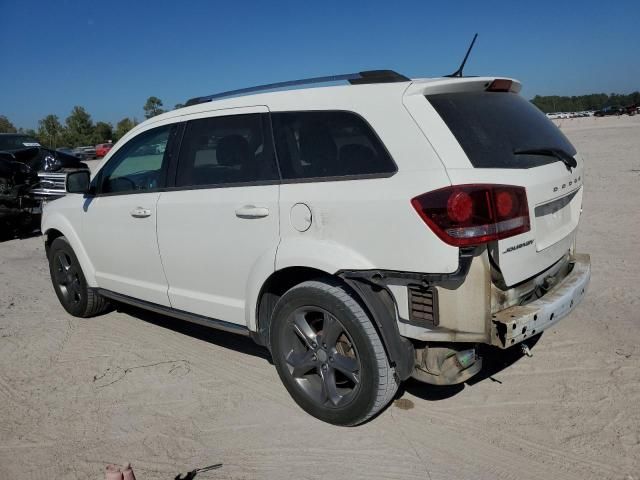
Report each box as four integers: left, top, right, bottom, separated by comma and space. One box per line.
49, 237, 111, 318
82, 285, 111, 318
283, 279, 399, 425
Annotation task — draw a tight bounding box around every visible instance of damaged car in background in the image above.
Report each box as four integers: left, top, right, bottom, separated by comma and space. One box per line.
0, 133, 88, 237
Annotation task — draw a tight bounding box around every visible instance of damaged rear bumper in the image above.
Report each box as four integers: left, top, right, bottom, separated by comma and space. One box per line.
491, 253, 591, 348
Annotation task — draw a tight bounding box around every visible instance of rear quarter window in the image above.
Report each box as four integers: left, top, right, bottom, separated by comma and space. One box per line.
271, 111, 396, 180
427, 92, 577, 169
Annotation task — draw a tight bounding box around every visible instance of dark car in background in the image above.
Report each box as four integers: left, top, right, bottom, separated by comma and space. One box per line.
594, 106, 624, 117
74, 145, 97, 159
624, 104, 638, 116
57, 147, 85, 159
0, 133, 42, 151
0, 133, 88, 238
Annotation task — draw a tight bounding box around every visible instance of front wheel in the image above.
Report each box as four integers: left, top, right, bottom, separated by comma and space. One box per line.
270, 279, 398, 426
48, 237, 110, 317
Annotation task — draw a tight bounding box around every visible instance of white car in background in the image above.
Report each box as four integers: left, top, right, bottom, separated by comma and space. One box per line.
42, 70, 591, 425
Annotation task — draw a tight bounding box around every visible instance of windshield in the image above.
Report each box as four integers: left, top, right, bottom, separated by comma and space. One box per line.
0, 135, 41, 151
427, 92, 577, 169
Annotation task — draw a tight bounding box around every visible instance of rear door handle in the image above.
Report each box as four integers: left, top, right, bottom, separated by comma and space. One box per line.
130, 207, 152, 218
235, 205, 269, 219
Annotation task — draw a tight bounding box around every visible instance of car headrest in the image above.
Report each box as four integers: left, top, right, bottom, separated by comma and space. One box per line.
217, 135, 252, 167
299, 122, 338, 174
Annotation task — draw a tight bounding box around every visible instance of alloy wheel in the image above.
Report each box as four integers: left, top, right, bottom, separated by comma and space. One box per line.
281, 306, 361, 408
53, 251, 83, 306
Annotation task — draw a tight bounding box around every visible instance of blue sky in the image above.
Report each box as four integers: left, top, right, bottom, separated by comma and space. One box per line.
1, 0, 638, 129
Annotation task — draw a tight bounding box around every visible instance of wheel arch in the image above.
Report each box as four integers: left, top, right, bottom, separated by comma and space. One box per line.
42, 215, 97, 287
246, 237, 376, 334
253, 266, 334, 346
44, 228, 64, 256
254, 265, 415, 381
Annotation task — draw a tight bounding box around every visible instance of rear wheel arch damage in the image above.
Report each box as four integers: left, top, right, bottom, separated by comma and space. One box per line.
254, 266, 415, 382
254, 266, 334, 348
269, 278, 399, 425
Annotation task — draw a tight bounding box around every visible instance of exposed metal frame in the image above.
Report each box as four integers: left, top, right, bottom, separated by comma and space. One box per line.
184, 70, 410, 107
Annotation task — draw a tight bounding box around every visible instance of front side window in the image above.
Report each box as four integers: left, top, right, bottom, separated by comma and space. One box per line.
271, 111, 396, 180
175, 113, 278, 187
99, 125, 172, 194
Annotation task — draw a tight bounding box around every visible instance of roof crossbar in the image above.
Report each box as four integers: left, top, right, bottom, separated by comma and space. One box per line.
184, 70, 409, 107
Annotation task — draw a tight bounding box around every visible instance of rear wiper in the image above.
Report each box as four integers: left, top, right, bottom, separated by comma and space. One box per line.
513, 148, 577, 171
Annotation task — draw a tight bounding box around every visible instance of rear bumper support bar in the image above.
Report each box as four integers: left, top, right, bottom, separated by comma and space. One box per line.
491, 253, 591, 348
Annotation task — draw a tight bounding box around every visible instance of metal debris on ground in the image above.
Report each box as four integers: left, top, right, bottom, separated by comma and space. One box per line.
175, 463, 223, 480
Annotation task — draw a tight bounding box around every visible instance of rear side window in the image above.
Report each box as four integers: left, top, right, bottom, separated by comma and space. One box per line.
427, 92, 577, 169
175, 113, 278, 187
271, 111, 396, 180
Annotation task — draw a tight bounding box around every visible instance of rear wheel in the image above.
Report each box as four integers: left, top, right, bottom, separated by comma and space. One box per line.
48, 237, 110, 317
270, 279, 398, 426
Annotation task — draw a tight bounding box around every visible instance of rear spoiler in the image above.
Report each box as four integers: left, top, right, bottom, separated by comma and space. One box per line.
404, 77, 522, 97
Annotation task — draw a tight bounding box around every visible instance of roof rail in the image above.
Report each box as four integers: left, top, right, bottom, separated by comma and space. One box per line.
184, 70, 410, 107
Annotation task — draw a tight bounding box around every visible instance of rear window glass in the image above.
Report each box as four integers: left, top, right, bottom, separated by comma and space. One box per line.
271, 111, 396, 179
427, 92, 577, 169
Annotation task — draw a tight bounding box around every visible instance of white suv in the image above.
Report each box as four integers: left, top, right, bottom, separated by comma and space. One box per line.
43, 70, 591, 425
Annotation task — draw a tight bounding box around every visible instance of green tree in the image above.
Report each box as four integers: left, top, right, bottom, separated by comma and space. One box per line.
93, 121, 114, 144
37, 114, 65, 148
174, 103, 185, 110
143, 96, 165, 119
65, 106, 95, 146
114, 117, 137, 141
0, 115, 18, 133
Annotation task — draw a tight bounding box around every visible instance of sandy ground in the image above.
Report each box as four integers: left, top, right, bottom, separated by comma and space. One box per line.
1, 115, 639, 480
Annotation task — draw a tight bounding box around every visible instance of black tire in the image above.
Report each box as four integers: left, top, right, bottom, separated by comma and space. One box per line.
48, 237, 111, 317
270, 279, 398, 426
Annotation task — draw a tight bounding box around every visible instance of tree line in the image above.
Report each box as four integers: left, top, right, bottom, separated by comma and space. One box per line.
0, 96, 177, 149
4, 91, 640, 148
531, 91, 640, 113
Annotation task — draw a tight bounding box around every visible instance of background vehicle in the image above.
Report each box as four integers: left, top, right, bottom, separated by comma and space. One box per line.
1, 134, 88, 237
74, 145, 96, 159
57, 147, 85, 159
0, 133, 41, 151
594, 106, 624, 116
95, 143, 113, 157
43, 71, 590, 425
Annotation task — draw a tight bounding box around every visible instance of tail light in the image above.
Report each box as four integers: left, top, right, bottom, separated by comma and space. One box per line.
411, 184, 530, 247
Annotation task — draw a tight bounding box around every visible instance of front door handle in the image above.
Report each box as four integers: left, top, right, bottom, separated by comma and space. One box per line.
235, 205, 269, 219
130, 207, 152, 218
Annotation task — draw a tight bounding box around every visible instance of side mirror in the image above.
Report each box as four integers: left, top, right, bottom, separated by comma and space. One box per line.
66, 170, 91, 194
